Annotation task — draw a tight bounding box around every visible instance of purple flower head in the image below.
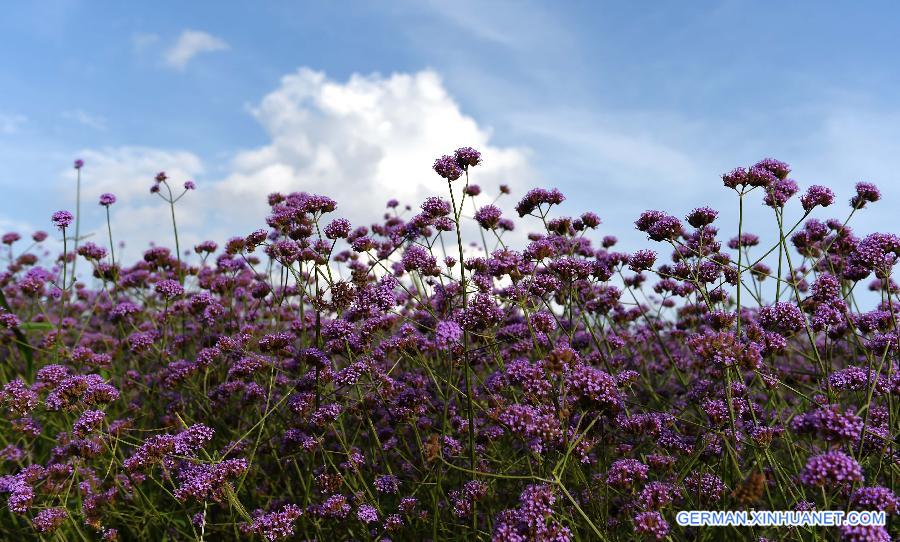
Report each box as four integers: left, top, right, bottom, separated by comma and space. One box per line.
32, 231, 47, 242
155, 171, 167, 183
433, 155, 462, 181
800, 451, 863, 487
628, 250, 657, 272
567, 364, 622, 411
155, 279, 184, 299
33, 507, 68, 532
244, 504, 303, 541
99, 193, 117, 206
753, 158, 791, 180
606, 459, 649, 489
850, 486, 898, 513
633, 511, 669, 540
421, 196, 452, 218
374, 474, 399, 494
1, 232, 19, 245
51, 210, 73, 230
194, 240, 218, 254
475, 205, 502, 229
850, 182, 881, 208
683, 472, 726, 503
73, 159, 84, 170
580, 211, 601, 228
435, 320, 462, 350
324, 218, 351, 239
515, 188, 565, 217
454, 146, 481, 168
357, 504, 378, 523
1, 379, 38, 415
758, 302, 805, 333
686, 207, 718, 228
73, 409, 106, 437
0, 312, 21, 329
722, 167, 748, 188
839, 525, 891, 542
402, 245, 437, 274
459, 293, 503, 331
801, 185, 835, 212
763, 178, 798, 208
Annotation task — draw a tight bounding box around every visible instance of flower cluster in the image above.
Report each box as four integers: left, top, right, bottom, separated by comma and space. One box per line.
0, 151, 897, 541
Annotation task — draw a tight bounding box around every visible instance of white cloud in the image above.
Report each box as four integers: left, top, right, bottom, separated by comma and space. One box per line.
68, 69, 534, 255
163, 30, 229, 70
0, 114, 27, 134
63, 109, 107, 131
221, 68, 532, 224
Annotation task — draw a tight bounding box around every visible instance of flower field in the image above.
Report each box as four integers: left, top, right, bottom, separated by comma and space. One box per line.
0, 149, 897, 541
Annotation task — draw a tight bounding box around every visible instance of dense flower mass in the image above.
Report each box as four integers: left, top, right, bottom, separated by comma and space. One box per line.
0, 150, 897, 540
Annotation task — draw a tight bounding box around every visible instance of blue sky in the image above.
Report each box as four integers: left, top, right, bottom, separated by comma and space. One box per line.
2, 1, 900, 262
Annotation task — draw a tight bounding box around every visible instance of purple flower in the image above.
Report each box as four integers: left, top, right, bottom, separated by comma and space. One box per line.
184, 180, 196, 190
839, 525, 891, 542
459, 293, 503, 331
800, 451, 863, 487
850, 182, 881, 208
475, 205, 502, 229
635, 211, 682, 242
155, 279, 185, 299
515, 188, 565, 217
433, 155, 462, 181
850, 486, 898, 513
682, 472, 726, 504
98, 193, 117, 206
324, 218, 351, 239
758, 302, 805, 333
606, 459, 649, 489
435, 320, 462, 350
51, 210, 74, 230
633, 511, 669, 540
454, 146, 481, 168
73, 409, 106, 437
628, 250, 657, 272
374, 474, 399, 494
357, 504, 378, 523
800, 185, 834, 212
753, 158, 791, 180
73, 159, 84, 170
686, 206, 718, 228
763, 177, 798, 208
567, 364, 622, 411
421, 196, 452, 217
1, 379, 38, 416
402, 244, 437, 274
33, 507, 68, 532
0, 312, 21, 329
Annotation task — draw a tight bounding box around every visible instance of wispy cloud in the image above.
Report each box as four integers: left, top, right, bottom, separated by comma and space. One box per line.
163, 30, 229, 70
63, 109, 106, 131
0, 114, 27, 135
131, 32, 159, 52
